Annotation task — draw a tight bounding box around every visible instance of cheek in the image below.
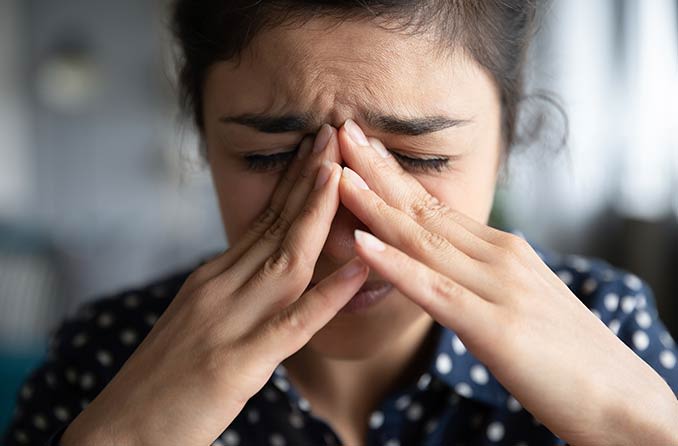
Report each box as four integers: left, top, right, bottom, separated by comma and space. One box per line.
214, 173, 278, 243
417, 168, 497, 225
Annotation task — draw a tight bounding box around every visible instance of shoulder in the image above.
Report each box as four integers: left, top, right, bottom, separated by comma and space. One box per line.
45, 253, 215, 391
522, 234, 678, 393
3, 253, 217, 445
528, 237, 656, 316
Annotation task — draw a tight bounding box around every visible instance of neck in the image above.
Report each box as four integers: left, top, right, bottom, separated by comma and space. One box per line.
283, 314, 438, 430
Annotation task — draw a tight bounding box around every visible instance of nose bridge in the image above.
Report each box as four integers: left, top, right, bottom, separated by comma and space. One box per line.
310, 107, 369, 265
323, 202, 369, 264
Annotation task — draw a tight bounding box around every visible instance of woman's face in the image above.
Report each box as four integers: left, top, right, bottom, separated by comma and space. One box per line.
201, 17, 503, 359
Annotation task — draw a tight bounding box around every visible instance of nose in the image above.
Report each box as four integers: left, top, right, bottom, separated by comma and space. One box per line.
321, 202, 370, 266
316, 127, 368, 265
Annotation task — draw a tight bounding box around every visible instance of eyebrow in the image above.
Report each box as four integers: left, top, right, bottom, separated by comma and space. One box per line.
219, 110, 471, 136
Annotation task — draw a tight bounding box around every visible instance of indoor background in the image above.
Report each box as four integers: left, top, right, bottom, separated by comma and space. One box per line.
1, 0, 676, 432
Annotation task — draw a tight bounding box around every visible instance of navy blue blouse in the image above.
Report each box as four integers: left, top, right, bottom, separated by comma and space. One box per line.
3, 231, 678, 446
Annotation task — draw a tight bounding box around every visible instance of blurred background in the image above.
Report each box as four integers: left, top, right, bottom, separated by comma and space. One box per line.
0, 0, 676, 432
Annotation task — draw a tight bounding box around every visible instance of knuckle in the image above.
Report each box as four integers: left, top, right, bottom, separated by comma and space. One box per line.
263, 248, 311, 283
263, 248, 295, 277
199, 275, 228, 299
262, 213, 293, 243
272, 306, 312, 343
255, 206, 279, 232
429, 275, 463, 302
185, 266, 210, 288
493, 244, 519, 269
374, 197, 392, 215
408, 194, 447, 224
184, 263, 221, 291
417, 229, 449, 253
498, 233, 532, 258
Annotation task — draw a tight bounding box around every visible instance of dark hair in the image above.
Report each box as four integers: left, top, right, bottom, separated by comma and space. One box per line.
169, 0, 566, 173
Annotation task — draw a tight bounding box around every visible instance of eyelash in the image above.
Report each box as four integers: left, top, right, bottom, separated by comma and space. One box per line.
243, 147, 450, 173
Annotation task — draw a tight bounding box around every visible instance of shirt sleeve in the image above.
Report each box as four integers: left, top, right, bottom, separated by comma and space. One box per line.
1, 305, 106, 446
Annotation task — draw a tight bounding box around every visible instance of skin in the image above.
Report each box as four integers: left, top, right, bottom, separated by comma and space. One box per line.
201, 15, 678, 446
202, 16, 501, 445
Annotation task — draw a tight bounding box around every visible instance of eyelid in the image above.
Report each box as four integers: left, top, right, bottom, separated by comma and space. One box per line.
388, 148, 450, 160
241, 147, 298, 157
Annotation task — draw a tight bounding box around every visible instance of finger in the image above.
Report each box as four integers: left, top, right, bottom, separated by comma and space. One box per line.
247, 257, 369, 365
337, 120, 499, 262
224, 125, 340, 289
232, 161, 343, 324
339, 166, 501, 300
187, 135, 315, 288
351, 229, 495, 339
338, 127, 559, 287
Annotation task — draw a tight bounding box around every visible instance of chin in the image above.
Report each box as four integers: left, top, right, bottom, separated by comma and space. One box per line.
302, 293, 430, 360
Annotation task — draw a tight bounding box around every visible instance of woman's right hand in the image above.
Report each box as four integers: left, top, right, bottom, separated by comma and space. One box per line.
60, 125, 368, 446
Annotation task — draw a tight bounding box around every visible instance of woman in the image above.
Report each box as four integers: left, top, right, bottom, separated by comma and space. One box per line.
4, 1, 678, 445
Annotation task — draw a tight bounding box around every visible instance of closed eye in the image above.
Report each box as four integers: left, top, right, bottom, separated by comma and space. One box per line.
243, 147, 452, 173
390, 151, 450, 173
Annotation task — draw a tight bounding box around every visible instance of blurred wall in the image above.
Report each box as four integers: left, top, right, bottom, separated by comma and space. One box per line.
499, 0, 678, 334
0, 0, 225, 426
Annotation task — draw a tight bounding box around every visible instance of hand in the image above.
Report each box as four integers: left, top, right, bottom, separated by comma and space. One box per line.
60, 126, 369, 446
335, 120, 678, 446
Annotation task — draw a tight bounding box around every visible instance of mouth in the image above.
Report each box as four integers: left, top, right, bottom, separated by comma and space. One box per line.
307, 279, 394, 313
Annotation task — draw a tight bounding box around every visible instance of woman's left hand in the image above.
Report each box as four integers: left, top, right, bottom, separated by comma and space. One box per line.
335, 121, 678, 446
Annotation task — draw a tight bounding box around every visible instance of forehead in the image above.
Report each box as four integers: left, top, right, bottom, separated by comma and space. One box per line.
203, 16, 493, 126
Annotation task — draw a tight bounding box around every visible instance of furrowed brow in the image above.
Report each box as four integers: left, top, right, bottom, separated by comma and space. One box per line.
220, 110, 471, 136
219, 113, 314, 133
363, 110, 472, 136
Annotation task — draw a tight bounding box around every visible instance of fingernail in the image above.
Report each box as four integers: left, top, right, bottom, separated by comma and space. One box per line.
314, 161, 333, 190
354, 230, 386, 252
297, 137, 313, 159
340, 258, 366, 278
313, 124, 333, 153
342, 167, 369, 190
368, 138, 390, 158
344, 119, 369, 146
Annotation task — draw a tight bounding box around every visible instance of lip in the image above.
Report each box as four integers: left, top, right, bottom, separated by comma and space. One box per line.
307, 280, 394, 314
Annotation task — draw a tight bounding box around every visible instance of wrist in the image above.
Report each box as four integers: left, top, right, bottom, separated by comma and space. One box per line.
59, 405, 135, 446
605, 385, 678, 445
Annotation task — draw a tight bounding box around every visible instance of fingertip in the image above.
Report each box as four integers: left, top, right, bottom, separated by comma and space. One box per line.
296, 134, 314, 160
339, 257, 369, 279
367, 137, 391, 159
354, 229, 386, 252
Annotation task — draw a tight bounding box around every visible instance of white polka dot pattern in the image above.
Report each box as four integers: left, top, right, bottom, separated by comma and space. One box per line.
470, 364, 489, 385
3, 244, 677, 446
435, 353, 452, 374
557, 270, 573, 285
659, 350, 676, 369
222, 429, 240, 446
269, 432, 286, 446
506, 395, 522, 413
451, 334, 466, 355
406, 403, 423, 421
486, 421, 505, 442
633, 330, 650, 351
369, 411, 384, 429
604, 293, 619, 312
394, 395, 411, 411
